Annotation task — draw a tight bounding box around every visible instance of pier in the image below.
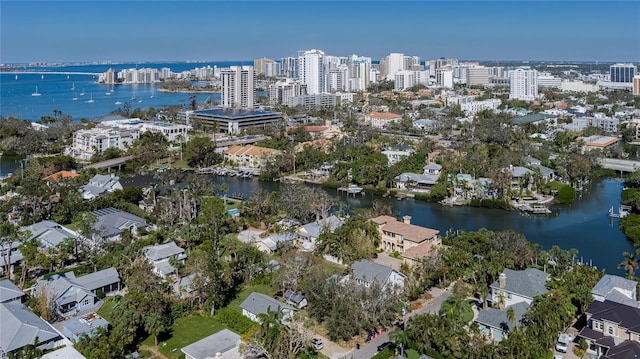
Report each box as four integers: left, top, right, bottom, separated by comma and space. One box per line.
609, 205, 631, 219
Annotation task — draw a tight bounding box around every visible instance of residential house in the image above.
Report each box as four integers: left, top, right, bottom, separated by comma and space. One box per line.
296, 215, 344, 247
255, 232, 296, 255
395, 173, 439, 189
578, 300, 640, 357
382, 150, 412, 166
40, 346, 87, 359
401, 241, 441, 267
181, 329, 242, 359
351, 259, 406, 290
142, 242, 186, 279
592, 274, 639, 308
60, 312, 109, 343
474, 302, 529, 341
91, 207, 148, 245
0, 279, 24, 303
37, 268, 121, 318
22, 220, 78, 249
489, 268, 549, 308
0, 241, 23, 278
529, 163, 556, 181
283, 289, 308, 309
43, 170, 79, 182
81, 174, 123, 200
224, 145, 280, 170
423, 163, 442, 175
370, 215, 440, 253
240, 292, 295, 322
364, 112, 402, 129
0, 302, 64, 358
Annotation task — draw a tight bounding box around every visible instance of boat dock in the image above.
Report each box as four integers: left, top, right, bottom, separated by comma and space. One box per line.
518, 203, 552, 214
337, 185, 365, 196
609, 205, 631, 219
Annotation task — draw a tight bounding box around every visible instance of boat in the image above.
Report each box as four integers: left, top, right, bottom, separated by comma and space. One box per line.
31, 86, 41, 96
105, 92, 111, 95
115, 101, 122, 105
72, 92, 79, 101
80, 89, 85, 96
15, 75, 18, 80
41, 74, 44, 80
345, 185, 364, 194
138, 100, 143, 103
86, 95, 95, 103
70, 83, 75, 90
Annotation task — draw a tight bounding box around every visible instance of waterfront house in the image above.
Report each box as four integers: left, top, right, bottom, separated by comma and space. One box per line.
0, 302, 64, 358
181, 329, 242, 359
142, 242, 186, 279
0, 279, 24, 303
351, 259, 406, 290
224, 144, 280, 170
240, 292, 295, 322
395, 173, 439, 190
370, 215, 440, 254
81, 174, 123, 200
489, 268, 549, 309
578, 300, 640, 357
474, 302, 529, 341
21, 220, 78, 249
91, 207, 148, 246
592, 274, 639, 308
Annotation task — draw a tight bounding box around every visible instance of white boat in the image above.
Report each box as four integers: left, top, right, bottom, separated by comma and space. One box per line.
105, 92, 111, 95
70, 83, 76, 91
80, 89, 85, 96
86, 95, 95, 103
15, 74, 18, 80
31, 86, 41, 96
115, 101, 122, 105
72, 92, 79, 101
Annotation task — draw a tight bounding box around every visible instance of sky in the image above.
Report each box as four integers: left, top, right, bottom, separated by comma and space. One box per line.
1, 1, 639, 63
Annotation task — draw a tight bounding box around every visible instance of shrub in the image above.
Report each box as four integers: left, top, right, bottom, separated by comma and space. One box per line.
215, 307, 257, 334
555, 185, 576, 204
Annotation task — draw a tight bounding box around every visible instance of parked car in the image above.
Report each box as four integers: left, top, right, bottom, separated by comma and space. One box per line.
377, 341, 394, 352
312, 338, 323, 350
555, 333, 573, 353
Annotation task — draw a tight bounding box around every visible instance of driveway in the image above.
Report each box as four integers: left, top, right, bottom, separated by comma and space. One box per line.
372, 252, 402, 271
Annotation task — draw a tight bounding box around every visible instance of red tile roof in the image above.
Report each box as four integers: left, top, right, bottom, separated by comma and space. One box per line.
43, 170, 79, 181
371, 215, 439, 243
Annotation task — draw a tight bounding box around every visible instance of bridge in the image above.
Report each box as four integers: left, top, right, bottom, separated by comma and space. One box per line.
3, 71, 102, 76
598, 158, 640, 173
215, 135, 269, 148
84, 156, 133, 171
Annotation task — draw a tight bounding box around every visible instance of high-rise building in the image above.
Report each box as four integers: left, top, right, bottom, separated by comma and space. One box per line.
610, 63, 637, 83
386, 53, 405, 80
328, 65, 349, 92
348, 55, 371, 91
298, 49, 326, 94
220, 66, 255, 109
436, 67, 454, 88
280, 57, 298, 78
468, 66, 490, 86
509, 68, 538, 101
633, 76, 640, 96
269, 79, 307, 105
254, 58, 275, 77
394, 70, 416, 91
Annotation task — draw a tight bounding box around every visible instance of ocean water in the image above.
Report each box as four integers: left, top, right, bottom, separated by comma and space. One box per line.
0, 62, 245, 121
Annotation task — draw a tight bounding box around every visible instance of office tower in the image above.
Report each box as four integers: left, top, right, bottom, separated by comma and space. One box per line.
394, 70, 416, 90
264, 62, 280, 78
254, 58, 274, 77
404, 56, 421, 70
467, 66, 490, 86
221, 66, 255, 109
633, 76, 640, 96
436, 57, 458, 69
610, 63, 637, 83
453, 65, 469, 85
298, 49, 326, 94
509, 68, 538, 101
386, 53, 405, 80
348, 55, 371, 91
436, 67, 454, 88
280, 57, 298, 78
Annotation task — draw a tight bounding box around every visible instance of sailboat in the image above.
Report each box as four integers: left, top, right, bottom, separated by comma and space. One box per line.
72, 92, 79, 101
31, 86, 41, 96
80, 88, 85, 96
70, 83, 76, 91
86, 94, 95, 103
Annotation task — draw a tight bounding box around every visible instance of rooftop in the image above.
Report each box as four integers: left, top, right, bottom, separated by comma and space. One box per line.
192, 108, 278, 118
370, 215, 439, 243
181, 329, 241, 359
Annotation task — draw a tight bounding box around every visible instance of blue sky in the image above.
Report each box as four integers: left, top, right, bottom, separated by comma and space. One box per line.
1, 1, 639, 63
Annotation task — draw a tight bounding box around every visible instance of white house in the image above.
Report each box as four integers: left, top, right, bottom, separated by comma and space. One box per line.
489, 268, 549, 308
142, 242, 187, 279
240, 292, 294, 323
81, 174, 123, 200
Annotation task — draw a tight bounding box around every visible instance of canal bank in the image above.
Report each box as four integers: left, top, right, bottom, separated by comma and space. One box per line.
208, 176, 633, 275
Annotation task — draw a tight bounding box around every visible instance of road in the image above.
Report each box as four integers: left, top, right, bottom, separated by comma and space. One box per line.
342, 286, 452, 359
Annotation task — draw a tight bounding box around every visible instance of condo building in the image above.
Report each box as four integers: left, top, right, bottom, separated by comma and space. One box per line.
509, 68, 538, 101
220, 66, 255, 109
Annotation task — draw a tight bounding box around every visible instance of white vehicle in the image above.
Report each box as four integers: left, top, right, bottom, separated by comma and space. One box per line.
312, 338, 323, 350
555, 333, 573, 353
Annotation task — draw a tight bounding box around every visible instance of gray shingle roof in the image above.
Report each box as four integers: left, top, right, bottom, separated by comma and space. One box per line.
586, 300, 640, 334
22, 220, 77, 248
143, 242, 185, 261
490, 268, 549, 299
0, 280, 24, 303
92, 207, 147, 238
396, 173, 439, 185
505, 166, 535, 178
181, 329, 240, 359
73, 268, 120, 292
240, 292, 293, 317
474, 301, 529, 333
298, 216, 344, 239
529, 164, 555, 177
284, 289, 305, 305
592, 274, 637, 298
352, 260, 401, 285
0, 302, 61, 353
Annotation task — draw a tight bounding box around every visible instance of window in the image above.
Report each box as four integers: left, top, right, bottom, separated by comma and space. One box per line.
608, 326, 614, 335
593, 321, 602, 330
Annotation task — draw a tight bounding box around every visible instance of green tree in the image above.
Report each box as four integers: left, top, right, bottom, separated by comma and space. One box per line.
618, 250, 639, 277
184, 136, 222, 168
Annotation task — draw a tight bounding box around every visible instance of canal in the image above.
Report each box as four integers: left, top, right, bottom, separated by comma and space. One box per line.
211, 176, 633, 275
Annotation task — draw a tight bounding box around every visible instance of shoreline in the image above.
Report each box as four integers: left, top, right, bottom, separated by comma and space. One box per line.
157, 88, 219, 94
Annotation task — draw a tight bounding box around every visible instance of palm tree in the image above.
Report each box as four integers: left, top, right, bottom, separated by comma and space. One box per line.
618, 251, 639, 277
506, 306, 516, 329
144, 313, 166, 346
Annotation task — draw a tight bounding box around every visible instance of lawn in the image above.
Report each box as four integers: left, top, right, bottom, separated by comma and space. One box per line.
96, 296, 120, 322
142, 314, 226, 359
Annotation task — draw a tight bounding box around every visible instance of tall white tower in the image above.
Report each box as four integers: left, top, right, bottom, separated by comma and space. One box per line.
386, 53, 405, 81
509, 68, 538, 101
298, 49, 326, 94
221, 66, 255, 109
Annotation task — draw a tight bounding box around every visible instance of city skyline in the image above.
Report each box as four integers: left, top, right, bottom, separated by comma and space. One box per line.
1, 1, 639, 64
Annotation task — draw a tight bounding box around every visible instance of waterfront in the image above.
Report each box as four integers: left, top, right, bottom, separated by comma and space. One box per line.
0, 62, 242, 121
209, 176, 633, 275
